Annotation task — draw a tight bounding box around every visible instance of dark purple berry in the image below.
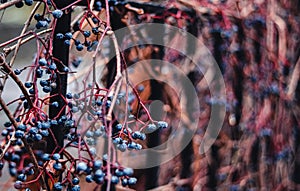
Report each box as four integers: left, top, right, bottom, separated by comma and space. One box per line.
15, 1, 24, 8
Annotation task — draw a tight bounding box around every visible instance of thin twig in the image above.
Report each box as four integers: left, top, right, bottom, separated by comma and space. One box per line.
0, 0, 22, 11
9, 1, 42, 66
0, 56, 34, 108
3, 28, 52, 55
106, 77, 122, 121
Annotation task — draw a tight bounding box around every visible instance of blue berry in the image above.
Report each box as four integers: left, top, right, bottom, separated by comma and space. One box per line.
0, 162, 3, 170
53, 182, 63, 191
72, 177, 80, 185
106, 100, 111, 107
131, 131, 139, 139
17, 124, 26, 131
93, 160, 102, 169
34, 133, 43, 141
157, 121, 168, 129
94, 129, 102, 137
56, 33, 64, 39
49, 63, 57, 70
123, 168, 133, 176
52, 9, 63, 19
73, 93, 80, 99
71, 57, 82, 68
71, 185, 80, 191
77, 162, 87, 172
7, 126, 13, 132
24, 0, 33, 6
92, 28, 99, 34
43, 86, 51, 93
16, 138, 23, 146
86, 175, 93, 183
140, 133, 146, 140
53, 162, 62, 170
145, 124, 158, 133
95, 1, 102, 11
15, 130, 25, 138
92, 17, 98, 24
86, 138, 96, 146
9, 162, 16, 168
24, 81, 32, 88
63, 67, 69, 72
41, 122, 50, 129
14, 69, 21, 75
40, 130, 49, 137
64, 40, 71, 46
65, 32, 73, 39
23, 101, 29, 109
83, 31, 91, 37
29, 127, 38, 134
60, 115, 67, 121
94, 169, 104, 178
50, 120, 58, 125
117, 143, 127, 152
74, 39, 80, 46
95, 177, 104, 184
39, 80, 48, 87
115, 169, 123, 177
9, 168, 17, 176
71, 107, 79, 113
1, 129, 8, 136
14, 180, 22, 189
52, 153, 60, 161
95, 100, 102, 106
4, 122, 12, 127
128, 177, 137, 185
85, 130, 94, 138
42, 153, 50, 161
11, 154, 20, 162
15, 1, 24, 8
36, 20, 48, 29
34, 14, 42, 21
137, 84, 144, 92
115, 124, 122, 130
87, 46, 93, 52
229, 185, 239, 191
51, 101, 59, 107
38, 58, 47, 66
111, 176, 119, 184
132, 131, 145, 140
121, 178, 128, 186
113, 137, 122, 144
128, 142, 136, 149
36, 68, 43, 78
26, 168, 34, 175
29, 88, 35, 94
66, 93, 73, 99
73, 21, 80, 31
135, 143, 142, 150
17, 174, 27, 182
76, 44, 84, 51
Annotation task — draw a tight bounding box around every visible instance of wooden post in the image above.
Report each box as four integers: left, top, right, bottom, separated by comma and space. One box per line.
47, 0, 72, 153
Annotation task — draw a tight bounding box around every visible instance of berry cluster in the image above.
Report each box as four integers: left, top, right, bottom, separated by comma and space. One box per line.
1, 0, 171, 190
